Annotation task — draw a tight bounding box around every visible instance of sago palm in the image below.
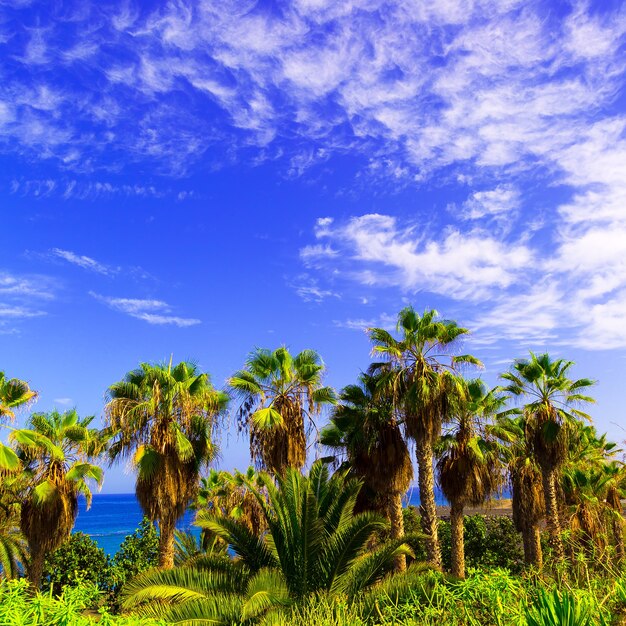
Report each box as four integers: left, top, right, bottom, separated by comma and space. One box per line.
228, 347, 336, 476
122, 461, 411, 624
10, 409, 104, 588
436, 380, 504, 578
491, 414, 545, 567
501, 353, 595, 562
320, 372, 412, 571
368, 307, 480, 568
105, 359, 228, 568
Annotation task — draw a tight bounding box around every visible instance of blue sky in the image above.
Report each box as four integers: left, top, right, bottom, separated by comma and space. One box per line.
2, 0, 626, 493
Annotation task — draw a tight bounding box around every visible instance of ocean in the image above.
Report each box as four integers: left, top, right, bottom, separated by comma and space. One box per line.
75, 487, 448, 556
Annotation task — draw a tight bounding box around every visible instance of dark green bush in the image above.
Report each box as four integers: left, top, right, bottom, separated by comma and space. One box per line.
42, 532, 112, 595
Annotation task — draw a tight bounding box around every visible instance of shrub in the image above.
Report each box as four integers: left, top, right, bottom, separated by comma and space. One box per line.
42, 532, 112, 595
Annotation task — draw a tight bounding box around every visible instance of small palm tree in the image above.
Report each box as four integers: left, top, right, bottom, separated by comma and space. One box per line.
320, 373, 412, 571
0, 477, 28, 580
0, 372, 37, 421
193, 467, 266, 553
491, 414, 545, 567
229, 347, 336, 476
105, 359, 228, 568
368, 307, 480, 568
436, 380, 504, 578
11, 409, 104, 588
501, 353, 595, 562
121, 462, 411, 624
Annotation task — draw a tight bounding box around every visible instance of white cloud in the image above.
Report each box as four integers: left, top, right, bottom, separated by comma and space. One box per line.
90, 292, 201, 327
52, 248, 115, 275
0, 305, 46, 318
458, 186, 520, 221
53, 397, 73, 406
303, 213, 533, 299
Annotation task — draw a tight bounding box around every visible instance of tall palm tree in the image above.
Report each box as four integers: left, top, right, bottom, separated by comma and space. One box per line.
10, 409, 104, 588
320, 372, 413, 571
368, 307, 480, 568
122, 461, 410, 624
105, 359, 228, 568
0, 371, 37, 421
501, 353, 595, 562
491, 414, 545, 567
436, 380, 504, 578
228, 347, 336, 476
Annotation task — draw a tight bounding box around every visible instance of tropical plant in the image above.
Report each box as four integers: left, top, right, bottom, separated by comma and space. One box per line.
320, 372, 413, 570
0, 490, 27, 580
368, 307, 480, 568
193, 467, 265, 553
525, 588, 594, 626
491, 414, 545, 567
229, 347, 336, 476
105, 359, 228, 568
501, 353, 595, 562
121, 461, 412, 624
0, 372, 37, 421
436, 380, 504, 578
10, 409, 104, 588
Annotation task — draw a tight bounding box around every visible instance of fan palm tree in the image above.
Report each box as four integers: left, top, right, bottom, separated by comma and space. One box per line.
368, 307, 480, 568
121, 461, 411, 624
320, 372, 413, 571
193, 467, 266, 553
491, 414, 545, 567
436, 380, 504, 578
105, 359, 228, 568
0, 371, 37, 421
228, 347, 336, 476
501, 353, 595, 562
0, 372, 37, 470
10, 409, 104, 588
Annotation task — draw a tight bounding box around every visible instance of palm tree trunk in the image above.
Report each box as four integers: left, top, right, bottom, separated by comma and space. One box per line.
613, 517, 625, 564
522, 525, 543, 568
158, 515, 176, 568
450, 501, 465, 578
388, 491, 406, 572
28, 546, 45, 589
542, 468, 564, 562
415, 439, 442, 569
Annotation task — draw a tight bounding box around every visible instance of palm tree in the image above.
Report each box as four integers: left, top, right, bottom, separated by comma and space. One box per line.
320, 372, 412, 571
121, 461, 410, 624
0, 372, 37, 470
10, 409, 104, 588
491, 414, 545, 567
436, 380, 504, 578
368, 307, 480, 568
0, 477, 28, 580
0, 371, 37, 421
228, 347, 336, 476
501, 353, 595, 562
193, 467, 266, 553
105, 359, 228, 568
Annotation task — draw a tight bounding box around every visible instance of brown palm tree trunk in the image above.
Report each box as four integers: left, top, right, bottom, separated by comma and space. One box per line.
450, 501, 465, 578
388, 491, 406, 572
530, 525, 543, 568
28, 546, 45, 589
542, 468, 564, 562
613, 517, 625, 564
158, 515, 176, 568
416, 439, 442, 569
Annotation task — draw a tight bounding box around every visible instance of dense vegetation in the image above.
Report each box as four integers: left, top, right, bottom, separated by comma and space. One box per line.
0, 306, 624, 625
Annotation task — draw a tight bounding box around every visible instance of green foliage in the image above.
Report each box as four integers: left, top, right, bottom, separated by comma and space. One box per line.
42, 532, 111, 595
109, 518, 159, 594
401, 508, 525, 573
525, 588, 594, 626
0, 578, 162, 625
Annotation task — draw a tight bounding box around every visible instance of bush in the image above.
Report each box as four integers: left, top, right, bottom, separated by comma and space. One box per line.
108, 518, 159, 601
43, 532, 112, 595
0, 578, 162, 625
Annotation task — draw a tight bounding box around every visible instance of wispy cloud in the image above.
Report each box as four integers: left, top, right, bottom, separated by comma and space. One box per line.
0, 271, 54, 332
52, 249, 116, 275
90, 292, 201, 327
